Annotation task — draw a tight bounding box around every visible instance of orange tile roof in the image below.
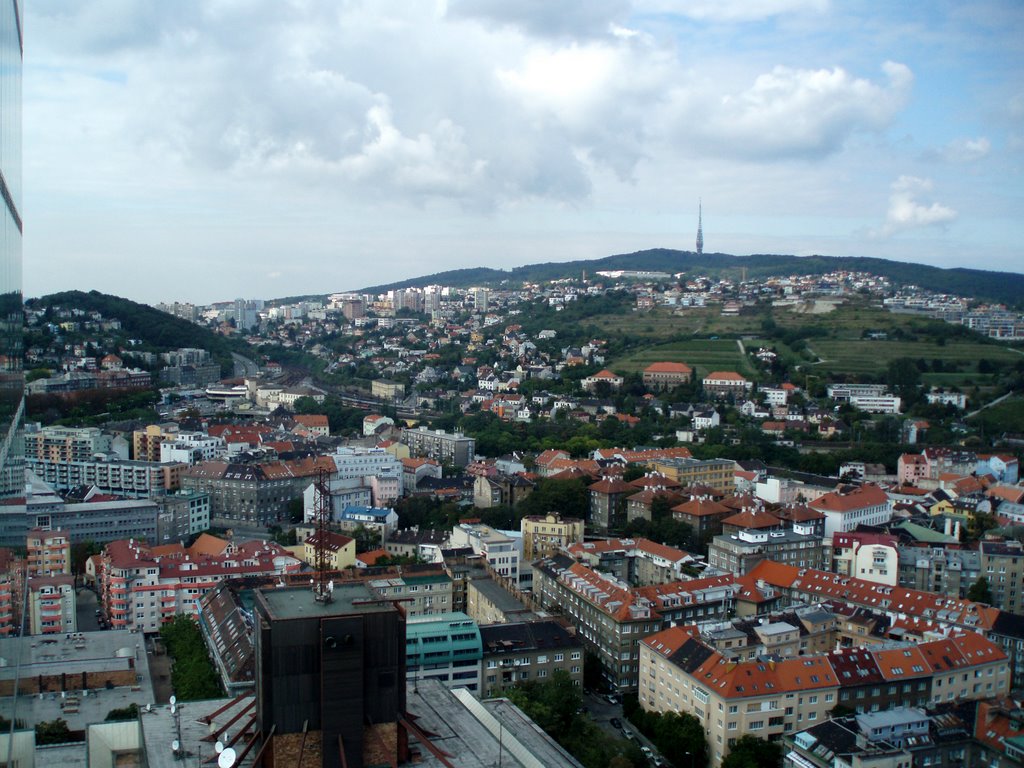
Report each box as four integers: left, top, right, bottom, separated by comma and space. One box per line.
642, 624, 701, 657
644, 362, 693, 374
704, 371, 747, 381
809, 483, 888, 513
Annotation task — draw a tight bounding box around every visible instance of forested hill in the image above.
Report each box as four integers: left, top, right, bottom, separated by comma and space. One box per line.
26, 290, 252, 374
355, 250, 1024, 307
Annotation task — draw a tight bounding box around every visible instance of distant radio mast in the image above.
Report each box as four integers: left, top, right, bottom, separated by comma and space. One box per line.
695, 200, 704, 256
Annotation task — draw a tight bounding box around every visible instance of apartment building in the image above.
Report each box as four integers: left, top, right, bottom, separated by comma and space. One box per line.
23, 424, 111, 462
401, 426, 476, 467
735, 560, 1024, 688
27, 456, 185, 498
897, 546, 981, 597
980, 540, 1024, 615
132, 423, 180, 461
27, 576, 76, 635
450, 523, 520, 584
709, 509, 824, 575
366, 569, 454, 616
640, 628, 1009, 767
566, 537, 693, 586
302, 530, 356, 570
652, 458, 737, 494
520, 513, 584, 561
809, 483, 892, 537
533, 554, 736, 692
100, 536, 302, 633
182, 456, 334, 527
159, 432, 224, 464
26, 527, 71, 576
153, 492, 211, 545
479, 620, 583, 697
588, 477, 635, 532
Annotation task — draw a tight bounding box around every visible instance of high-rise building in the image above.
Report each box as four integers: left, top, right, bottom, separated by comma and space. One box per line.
0, 1, 24, 507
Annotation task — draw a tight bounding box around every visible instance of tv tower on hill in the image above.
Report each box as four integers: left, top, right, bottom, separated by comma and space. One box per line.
695, 200, 704, 255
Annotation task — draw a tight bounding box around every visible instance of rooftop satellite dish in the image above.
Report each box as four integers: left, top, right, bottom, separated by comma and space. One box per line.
171, 702, 177, 715
215, 740, 224, 754
169, 695, 177, 706
218, 747, 237, 768
172, 739, 180, 752
146, 703, 152, 712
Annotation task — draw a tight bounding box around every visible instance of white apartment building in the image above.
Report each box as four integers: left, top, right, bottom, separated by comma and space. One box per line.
160, 432, 224, 464
450, 523, 521, 584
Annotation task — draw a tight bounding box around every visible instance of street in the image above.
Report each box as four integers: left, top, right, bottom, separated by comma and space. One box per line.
581, 690, 671, 767
75, 586, 101, 632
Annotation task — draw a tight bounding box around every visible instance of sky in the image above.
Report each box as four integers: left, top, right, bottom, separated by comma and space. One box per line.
23, 0, 1024, 305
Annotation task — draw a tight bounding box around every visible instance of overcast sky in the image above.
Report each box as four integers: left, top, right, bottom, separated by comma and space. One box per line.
23, 0, 1024, 305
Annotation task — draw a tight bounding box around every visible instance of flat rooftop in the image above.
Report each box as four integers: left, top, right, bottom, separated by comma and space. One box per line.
0, 630, 155, 733
256, 582, 399, 620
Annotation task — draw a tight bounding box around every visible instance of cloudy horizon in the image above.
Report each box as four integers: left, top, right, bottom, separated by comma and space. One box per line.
23, 0, 1024, 304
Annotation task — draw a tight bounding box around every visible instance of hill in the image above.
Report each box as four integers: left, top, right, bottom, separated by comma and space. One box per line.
351, 250, 1024, 307
26, 290, 253, 375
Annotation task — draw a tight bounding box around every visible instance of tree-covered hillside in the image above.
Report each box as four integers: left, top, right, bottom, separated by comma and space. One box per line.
354, 249, 1024, 307
26, 290, 253, 375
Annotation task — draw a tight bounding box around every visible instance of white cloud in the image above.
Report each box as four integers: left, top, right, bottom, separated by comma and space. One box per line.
635, 0, 829, 22
924, 136, 991, 163
873, 176, 957, 237
446, 0, 629, 38
676, 61, 913, 160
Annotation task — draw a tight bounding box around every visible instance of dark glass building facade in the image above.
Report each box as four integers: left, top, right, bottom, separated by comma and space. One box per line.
0, 0, 23, 503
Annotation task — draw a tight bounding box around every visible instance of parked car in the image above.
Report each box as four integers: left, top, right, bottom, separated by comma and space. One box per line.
610, 717, 622, 730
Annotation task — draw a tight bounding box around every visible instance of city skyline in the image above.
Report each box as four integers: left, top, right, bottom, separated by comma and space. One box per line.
24, 1, 1024, 304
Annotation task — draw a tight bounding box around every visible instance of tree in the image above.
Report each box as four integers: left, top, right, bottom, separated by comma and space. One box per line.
721, 735, 782, 768
35, 718, 73, 745
967, 576, 994, 604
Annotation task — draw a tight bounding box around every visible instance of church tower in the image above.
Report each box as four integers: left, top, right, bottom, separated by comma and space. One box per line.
695, 200, 704, 255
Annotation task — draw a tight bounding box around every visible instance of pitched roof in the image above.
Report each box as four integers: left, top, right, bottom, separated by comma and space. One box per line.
810, 483, 889, 513
644, 362, 693, 374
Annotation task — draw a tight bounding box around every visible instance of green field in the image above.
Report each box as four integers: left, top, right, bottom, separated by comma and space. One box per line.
612, 338, 756, 379
969, 395, 1024, 434
807, 339, 1022, 378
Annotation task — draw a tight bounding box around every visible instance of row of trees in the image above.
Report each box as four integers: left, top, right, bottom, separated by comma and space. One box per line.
159, 615, 223, 701
504, 671, 647, 768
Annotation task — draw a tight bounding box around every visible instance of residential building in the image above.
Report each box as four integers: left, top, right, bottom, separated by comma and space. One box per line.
182, 456, 333, 527
671, 495, 733, 541
520, 513, 584, 561
708, 510, 824, 575
26, 575, 76, 635
23, 424, 111, 462
450, 523, 520, 584
158, 432, 224, 464
153, 491, 211, 545
480, 620, 584, 697
27, 456, 185, 498
640, 626, 1009, 767
897, 546, 980, 597
384, 527, 450, 561
702, 371, 753, 398
642, 362, 693, 390
132, 423, 180, 461
810, 483, 892, 536
335, 505, 400, 538
101, 535, 302, 633
302, 530, 356, 570
980, 540, 1024, 614
366, 569, 454, 616
566, 538, 693, 586
588, 476, 638, 532
533, 555, 735, 692
401, 426, 476, 467
831, 532, 899, 585
581, 369, 624, 393
26, 527, 70, 577
18, 495, 159, 546
652, 457, 736, 494
466, 576, 535, 625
